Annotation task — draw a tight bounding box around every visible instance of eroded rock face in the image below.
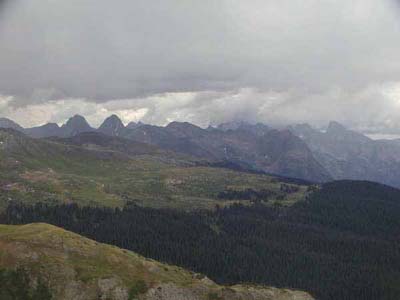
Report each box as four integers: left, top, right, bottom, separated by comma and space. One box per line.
98, 277, 129, 300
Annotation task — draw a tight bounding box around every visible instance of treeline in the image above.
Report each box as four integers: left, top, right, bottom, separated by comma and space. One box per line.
217, 188, 278, 201
2, 181, 400, 300
217, 184, 300, 202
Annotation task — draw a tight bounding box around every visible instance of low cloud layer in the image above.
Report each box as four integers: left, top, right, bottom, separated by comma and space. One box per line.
1, 0, 400, 132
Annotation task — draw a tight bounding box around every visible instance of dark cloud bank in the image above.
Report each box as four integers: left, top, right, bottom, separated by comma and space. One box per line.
1, 0, 400, 132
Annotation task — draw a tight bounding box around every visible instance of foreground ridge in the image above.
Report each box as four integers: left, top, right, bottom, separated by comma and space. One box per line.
0, 223, 314, 300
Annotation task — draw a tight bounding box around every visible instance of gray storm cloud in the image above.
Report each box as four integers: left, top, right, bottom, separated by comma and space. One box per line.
1, 0, 400, 132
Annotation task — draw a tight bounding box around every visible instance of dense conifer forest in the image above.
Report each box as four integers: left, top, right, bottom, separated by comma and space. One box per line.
2, 181, 400, 300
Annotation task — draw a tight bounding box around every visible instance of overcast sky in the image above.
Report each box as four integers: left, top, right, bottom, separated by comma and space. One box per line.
1, 0, 400, 133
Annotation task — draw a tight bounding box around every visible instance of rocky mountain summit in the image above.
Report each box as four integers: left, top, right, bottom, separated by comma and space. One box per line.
60, 114, 95, 137
98, 114, 126, 136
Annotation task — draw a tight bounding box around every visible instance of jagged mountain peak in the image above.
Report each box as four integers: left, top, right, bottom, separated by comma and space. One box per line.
98, 114, 125, 136
62, 114, 91, 129
327, 121, 348, 133
103, 114, 123, 124
326, 121, 371, 142
61, 114, 94, 137
216, 121, 270, 136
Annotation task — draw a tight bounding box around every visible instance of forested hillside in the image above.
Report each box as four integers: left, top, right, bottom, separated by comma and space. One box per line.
3, 181, 400, 300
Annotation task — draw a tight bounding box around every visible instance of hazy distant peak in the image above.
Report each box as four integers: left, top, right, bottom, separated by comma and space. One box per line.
25, 122, 61, 138
106, 114, 122, 121
167, 121, 201, 129
216, 121, 271, 137
60, 114, 94, 137
206, 125, 217, 131
166, 121, 205, 137
32, 122, 60, 130
217, 120, 251, 131
126, 122, 138, 129
64, 114, 89, 126
292, 123, 314, 131
100, 114, 124, 128
42, 122, 60, 129
327, 121, 347, 133
0, 117, 25, 132
288, 123, 320, 138
98, 115, 125, 136
126, 121, 145, 129
71, 114, 85, 119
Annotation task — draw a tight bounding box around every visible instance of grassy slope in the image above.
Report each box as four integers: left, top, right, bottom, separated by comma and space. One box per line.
0, 130, 308, 211
0, 223, 314, 300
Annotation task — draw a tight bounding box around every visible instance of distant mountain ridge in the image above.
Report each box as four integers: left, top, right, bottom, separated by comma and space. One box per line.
0, 117, 25, 132
25, 122, 61, 138
123, 121, 331, 182
0, 115, 95, 138
289, 121, 400, 188
0, 116, 329, 182
11, 115, 400, 184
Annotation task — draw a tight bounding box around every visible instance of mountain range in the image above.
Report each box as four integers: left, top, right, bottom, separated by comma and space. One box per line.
289, 121, 400, 187
3, 115, 400, 187
1, 116, 400, 299
0, 115, 330, 182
